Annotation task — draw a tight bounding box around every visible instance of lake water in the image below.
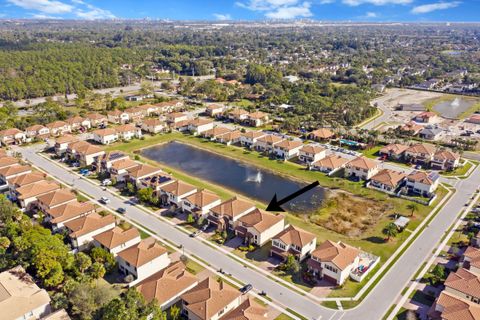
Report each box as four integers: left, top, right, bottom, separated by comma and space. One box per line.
141, 141, 326, 213
433, 98, 475, 119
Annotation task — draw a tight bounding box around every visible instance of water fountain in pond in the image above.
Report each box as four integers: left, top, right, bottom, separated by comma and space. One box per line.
451, 98, 460, 108
246, 171, 263, 183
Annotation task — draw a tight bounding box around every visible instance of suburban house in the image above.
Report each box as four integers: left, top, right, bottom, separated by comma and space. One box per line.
270, 225, 317, 262
413, 111, 437, 123
64, 213, 116, 251
107, 110, 129, 124
273, 140, 303, 160
66, 116, 91, 131
240, 131, 267, 148
126, 164, 164, 187
307, 128, 334, 141
42, 309, 71, 320
36, 189, 77, 213
85, 113, 108, 127
166, 112, 188, 124
116, 124, 142, 141
307, 240, 360, 285
228, 108, 249, 123
92, 128, 118, 145
462, 246, 480, 275
154, 100, 184, 113
369, 169, 406, 193
298, 145, 326, 164
14, 180, 60, 210
72, 143, 105, 166
419, 126, 443, 141
136, 261, 198, 310
109, 158, 139, 182
45, 200, 96, 231
125, 107, 145, 123
400, 121, 424, 135
344, 156, 380, 180
234, 208, 285, 246
8, 171, 46, 195
46, 121, 71, 136
431, 150, 460, 171
0, 156, 19, 170
141, 119, 166, 134
378, 143, 409, 160
205, 104, 225, 117
96, 151, 129, 173
208, 197, 256, 231
181, 189, 222, 217
202, 127, 232, 141
0, 266, 52, 320
139, 173, 175, 196
216, 130, 242, 145
431, 291, 480, 320
138, 104, 160, 117
404, 143, 436, 165
93, 226, 141, 256
466, 114, 480, 125
66, 141, 91, 160
187, 118, 214, 136
221, 298, 269, 320
254, 134, 284, 153
311, 155, 348, 174
25, 125, 50, 140
444, 268, 480, 304
246, 111, 270, 127
0, 128, 27, 145
405, 171, 440, 197
181, 277, 242, 320
116, 237, 171, 284
54, 135, 78, 156
159, 180, 198, 207
0, 164, 32, 185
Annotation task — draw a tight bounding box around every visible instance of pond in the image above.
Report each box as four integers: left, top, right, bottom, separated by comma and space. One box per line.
433, 97, 475, 119
141, 141, 326, 213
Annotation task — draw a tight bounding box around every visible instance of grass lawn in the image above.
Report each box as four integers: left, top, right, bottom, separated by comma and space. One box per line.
361, 145, 382, 159
274, 315, 295, 320
185, 258, 205, 275
441, 161, 474, 177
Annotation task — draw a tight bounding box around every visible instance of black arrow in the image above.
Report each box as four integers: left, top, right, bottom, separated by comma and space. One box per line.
266, 181, 320, 212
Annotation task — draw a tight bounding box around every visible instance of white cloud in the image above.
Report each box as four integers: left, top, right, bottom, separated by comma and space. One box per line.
236, 0, 313, 19
213, 13, 232, 20
411, 1, 460, 14
342, 0, 412, 5
7, 0, 73, 14
7, 0, 116, 19
365, 11, 377, 17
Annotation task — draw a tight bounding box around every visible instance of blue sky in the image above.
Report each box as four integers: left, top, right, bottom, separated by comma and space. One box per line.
1, 0, 479, 21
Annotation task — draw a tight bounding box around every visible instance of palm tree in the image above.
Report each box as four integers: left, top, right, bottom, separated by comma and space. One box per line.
407, 203, 419, 218
382, 222, 398, 242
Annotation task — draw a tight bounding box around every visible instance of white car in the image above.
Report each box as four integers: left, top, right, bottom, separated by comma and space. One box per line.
102, 179, 112, 186
100, 196, 110, 204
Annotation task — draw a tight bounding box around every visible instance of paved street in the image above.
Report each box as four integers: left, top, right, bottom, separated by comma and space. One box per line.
18, 145, 480, 320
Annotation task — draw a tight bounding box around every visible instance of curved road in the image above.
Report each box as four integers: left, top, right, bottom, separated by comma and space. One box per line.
19, 145, 480, 320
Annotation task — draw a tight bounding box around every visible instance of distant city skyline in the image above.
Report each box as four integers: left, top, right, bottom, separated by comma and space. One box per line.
0, 0, 479, 22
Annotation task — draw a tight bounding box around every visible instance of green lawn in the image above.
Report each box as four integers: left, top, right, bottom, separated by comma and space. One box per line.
185, 258, 205, 275
441, 161, 475, 177
361, 145, 382, 159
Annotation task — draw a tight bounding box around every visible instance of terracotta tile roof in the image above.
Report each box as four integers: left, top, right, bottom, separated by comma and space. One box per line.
370, 169, 406, 187
241, 131, 267, 140
312, 155, 348, 170
300, 144, 325, 154
248, 111, 268, 119
407, 171, 435, 185
25, 124, 48, 132
309, 128, 334, 139
16, 180, 60, 200
86, 113, 106, 120
229, 108, 249, 117
8, 171, 46, 187
137, 261, 198, 305
142, 118, 164, 126
445, 268, 480, 299
75, 143, 104, 156
406, 143, 436, 156
64, 213, 116, 238
0, 128, 23, 136
47, 121, 68, 129
125, 106, 144, 114
257, 134, 284, 145
379, 144, 409, 156
274, 225, 316, 248
93, 226, 140, 249
117, 237, 167, 267
111, 158, 138, 171
217, 130, 242, 141
0, 156, 19, 168
66, 116, 85, 125
0, 266, 52, 320
48, 201, 95, 224
237, 209, 284, 233
204, 127, 231, 137
434, 150, 460, 161
55, 135, 77, 145
436, 291, 480, 320
185, 190, 220, 208
346, 156, 378, 170
126, 164, 162, 179
93, 128, 117, 137
312, 240, 360, 271
181, 277, 242, 320
206, 104, 223, 111
464, 246, 480, 270
116, 124, 137, 133
210, 197, 255, 219
220, 297, 268, 320
275, 139, 303, 151
67, 140, 90, 150
0, 164, 31, 177
37, 189, 76, 207
161, 180, 196, 197
401, 121, 423, 133
42, 309, 71, 320
107, 109, 125, 116
189, 118, 213, 126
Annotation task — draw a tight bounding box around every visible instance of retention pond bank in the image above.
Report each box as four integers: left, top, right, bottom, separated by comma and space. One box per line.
141, 141, 325, 213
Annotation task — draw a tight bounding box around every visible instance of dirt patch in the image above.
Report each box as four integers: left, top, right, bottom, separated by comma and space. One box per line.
310, 192, 393, 237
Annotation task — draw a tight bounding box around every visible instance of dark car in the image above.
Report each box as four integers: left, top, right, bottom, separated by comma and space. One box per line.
240, 284, 253, 294
190, 230, 202, 238
116, 207, 126, 214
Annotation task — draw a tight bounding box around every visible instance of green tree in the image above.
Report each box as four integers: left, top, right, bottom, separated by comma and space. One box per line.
88, 262, 106, 280
137, 187, 154, 204
170, 304, 181, 320
431, 265, 446, 284
75, 252, 92, 274
406, 203, 419, 218
382, 222, 398, 242
284, 255, 301, 273
186, 213, 195, 224
90, 247, 116, 272
69, 282, 117, 320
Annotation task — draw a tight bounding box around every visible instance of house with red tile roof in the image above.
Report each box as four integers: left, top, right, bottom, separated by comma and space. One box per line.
270, 225, 317, 262
234, 209, 285, 246
345, 156, 380, 180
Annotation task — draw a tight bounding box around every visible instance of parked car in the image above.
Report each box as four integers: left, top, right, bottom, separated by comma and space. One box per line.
240, 284, 253, 294
190, 230, 202, 238
102, 179, 112, 186
116, 207, 126, 214
100, 196, 110, 204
